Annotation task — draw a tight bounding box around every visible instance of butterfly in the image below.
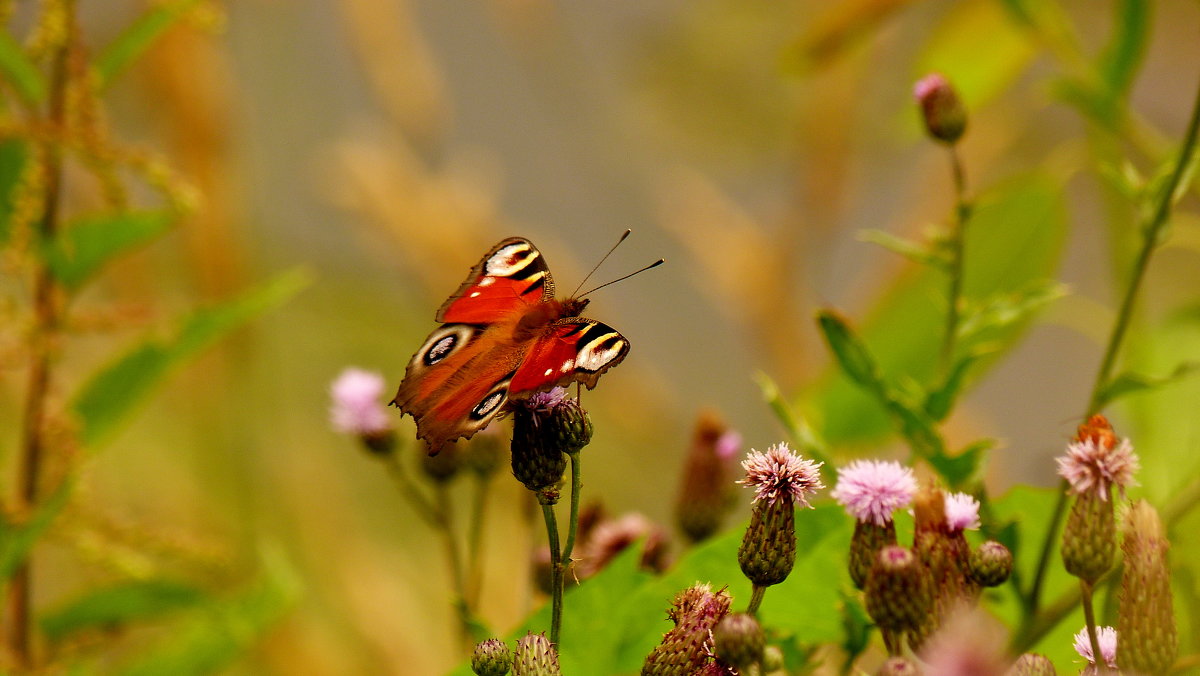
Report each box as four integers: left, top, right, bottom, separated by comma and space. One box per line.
391, 237, 633, 454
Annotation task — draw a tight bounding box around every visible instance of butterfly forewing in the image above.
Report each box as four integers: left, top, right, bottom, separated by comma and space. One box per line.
436, 237, 555, 324
509, 319, 629, 396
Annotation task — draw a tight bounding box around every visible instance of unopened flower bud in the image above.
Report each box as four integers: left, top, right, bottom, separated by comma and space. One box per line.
849, 520, 897, 590
1007, 653, 1056, 676
1061, 489, 1115, 584
676, 410, 740, 543
641, 584, 731, 675
713, 612, 764, 670
969, 540, 1013, 588
466, 429, 505, 476
472, 638, 513, 676
914, 73, 966, 144
421, 442, 465, 482
1117, 500, 1177, 675
913, 486, 971, 623
513, 632, 560, 676
876, 657, 921, 676
865, 546, 932, 635
511, 395, 569, 501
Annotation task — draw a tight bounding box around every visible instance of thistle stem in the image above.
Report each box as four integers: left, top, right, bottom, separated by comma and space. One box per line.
940, 145, 970, 373
382, 452, 439, 525
3, 17, 72, 667
561, 451, 583, 563
746, 585, 766, 617
434, 483, 473, 649
1024, 67, 1200, 627
541, 500, 564, 646
1079, 581, 1110, 675
465, 474, 491, 608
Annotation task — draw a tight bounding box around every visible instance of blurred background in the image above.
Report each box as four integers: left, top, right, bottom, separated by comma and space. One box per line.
5, 0, 1200, 673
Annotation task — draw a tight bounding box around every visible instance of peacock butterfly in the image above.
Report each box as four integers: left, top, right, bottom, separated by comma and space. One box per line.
392, 237, 645, 454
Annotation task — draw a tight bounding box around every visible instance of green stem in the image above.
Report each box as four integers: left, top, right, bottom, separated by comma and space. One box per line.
940, 145, 970, 373
382, 452, 439, 525
434, 483, 472, 649
561, 451, 583, 564
746, 585, 766, 617
465, 474, 491, 608
541, 500, 564, 646
1024, 68, 1200, 627
1079, 581, 1110, 675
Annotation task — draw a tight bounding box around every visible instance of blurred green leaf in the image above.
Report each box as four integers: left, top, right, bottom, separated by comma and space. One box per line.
1095, 362, 1200, 411
0, 31, 46, 104
816, 310, 884, 392
113, 551, 300, 676
0, 138, 29, 244
44, 210, 177, 292
1097, 0, 1150, 98
804, 175, 1068, 447
924, 353, 978, 422
41, 579, 207, 642
96, 0, 206, 88
838, 591, 872, 670
72, 270, 311, 448
932, 438, 992, 488
958, 280, 1069, 348
858, 228, 949, 270
0, 481, 71, 580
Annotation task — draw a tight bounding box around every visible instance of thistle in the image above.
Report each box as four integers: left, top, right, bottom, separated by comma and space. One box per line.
914, 73, 967, 144
510, 389, 572, 502
1117, 500, 1177, 675
1073, 626, 1117, 676
512, 632, 561, 676
641, 584, 732, 675
864, 545, 932, 655
472, 638, 513, 676
911, 485, 973, 646
330, 367, 395, 454
675, 410, 740, 543
969, 540, 1014, 589
831, 459, 917, 589
712, 612, 765, 671
1007, 653, 1056, 676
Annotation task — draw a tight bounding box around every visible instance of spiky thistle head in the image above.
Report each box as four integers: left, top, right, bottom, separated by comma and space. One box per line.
737, 442, 824, 507
1056, 415, 1139, 501
831, 460, 917, 526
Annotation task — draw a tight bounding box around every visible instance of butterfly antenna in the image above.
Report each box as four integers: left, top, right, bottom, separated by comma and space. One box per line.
571, 229, 632, 298
578, 258, 665, 298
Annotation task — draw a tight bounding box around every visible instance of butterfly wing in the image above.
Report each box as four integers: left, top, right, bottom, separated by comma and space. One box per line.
509, 318, 630, 397
436, 237, 554, 323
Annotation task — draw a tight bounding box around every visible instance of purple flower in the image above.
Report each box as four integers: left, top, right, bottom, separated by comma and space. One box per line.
330, 368, 392, 436
830, 460, 917, 526
1073, 626, 1118, 668
1057, 437, 1140, 501
527, 386, 569, 412
737, 443, 824, 507
944, 492, 981, 532
715, 430, 742, 461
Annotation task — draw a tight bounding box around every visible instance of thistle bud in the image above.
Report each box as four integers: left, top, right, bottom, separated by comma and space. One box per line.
736, 444, 824, 589
641, 584, 732, 675
876, 657, 921, 676
849, 519, 897, 590
1007, 653, 1056, 676
914, 73, 966, 144
513, 632, 561, 676
675, 410, 740, 543
913, 486, 971, 621
472, 638, 513, 676
538, 394, 593, 456
421, 442, 465, 482
466, 429, 505, 477
969, 540, 1013, 588
510, 393, 570, 501
713, 612, 765, 670
1061, 489, 1115, 584
864, 545, 932, 636
1117, 500, 1177, 675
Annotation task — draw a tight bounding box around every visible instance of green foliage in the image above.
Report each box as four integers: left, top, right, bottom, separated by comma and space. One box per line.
72, 269, 311, 448
0, 138, 27, 243
41, 579, 207, 643
0, 481, 71, 580
96, 0, 207, 88
44, 210, 177, 292
0, 31, 45, 105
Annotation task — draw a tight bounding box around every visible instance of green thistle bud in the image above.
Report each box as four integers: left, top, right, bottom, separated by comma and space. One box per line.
641, 584, 731, 675
472, 638, 513, 676
713, 612, 764, 670
1007, 653, 1056, 676
914, 73, 966, 144
969, 540, 1013, 588
1061, 489, 1115, 584
865, 545, 932, 635
849, 519, 897, 590
512, 632, 560, 676
538, 395, 592, 456
876, 657, 921, 676
466, 430, 505, 477
1117, 500, 1177, 675
762, 645, 784, 672
361, 430, 396, 456
738, 498, 796, 587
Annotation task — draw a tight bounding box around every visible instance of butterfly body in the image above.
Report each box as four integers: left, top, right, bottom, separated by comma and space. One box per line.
392, 238, 629, 454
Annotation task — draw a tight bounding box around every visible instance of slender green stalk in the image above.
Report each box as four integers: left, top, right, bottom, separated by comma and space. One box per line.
561, 451, 583, 563
1025, 69, 1200, 625
382, 452, 439, 525
3, 17, 72, 667
434, 483, 472, 648
1079, 581, 1110, 675
541, 501, 564, 646
940, 145, 971, 373
465, 474, 491, 608
746, 585, 766, 617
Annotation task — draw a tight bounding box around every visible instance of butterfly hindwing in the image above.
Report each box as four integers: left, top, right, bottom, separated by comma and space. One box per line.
436, 237, 555, 324
509, 318, 629, 397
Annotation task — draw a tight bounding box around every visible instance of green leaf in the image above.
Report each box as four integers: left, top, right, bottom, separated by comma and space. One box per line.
858, 229, 949, 269
804, 175, 1068, 446
0, 138, 29, 244
957, 280, 1069, 348
0, 31, 46, 104
44, 210, 177, 292
112, 550, 300, 676
96, 0, 206, 88
1094, 362, 1200, 410
816, 310, 884, 392
72, 270, 311, 448
40, 579, 208, 642
924, 353, 977, 422
1096, 0, 1150, 99
930, 438, 992, 488
0, 481, 72, 580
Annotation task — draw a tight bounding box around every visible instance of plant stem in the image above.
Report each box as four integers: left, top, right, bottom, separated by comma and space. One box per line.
541, 500, 563, 646
465, 474, 491, 608
940, 145, 970, 373
3, 18, 72, 667
561, 451, 583, 564
1079, 581, 1110, 675
746, 585, 766, 616
434, 483, 472, 649
382, 452, 439, 525
1024, 68, 1200, 627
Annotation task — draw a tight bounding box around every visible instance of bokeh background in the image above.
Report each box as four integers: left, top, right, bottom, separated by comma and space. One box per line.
6, 0, 1200, 673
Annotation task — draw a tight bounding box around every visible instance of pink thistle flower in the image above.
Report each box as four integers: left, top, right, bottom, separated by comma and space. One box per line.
1057, 437, 1140, 501
1073, 625, 1118, 668
330, 368, 392, 436
830, 460, 917, 526
715, 430, 742, 461
527, 385, 569, 412
737, 443, 824, 507
944, 492, 981, 532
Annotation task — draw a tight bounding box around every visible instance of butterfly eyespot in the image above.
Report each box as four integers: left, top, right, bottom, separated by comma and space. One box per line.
471, 389, 507, 420
412, 324, 477, 370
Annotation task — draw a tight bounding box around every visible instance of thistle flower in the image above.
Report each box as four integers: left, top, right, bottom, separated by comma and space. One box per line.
472, 638, 513, 676
944, 492, 981, 532
330, 368, 394, 452
919, 606, 1011, 676
1056, 415, 1139, 501
641, 584, 732, 675
969, 540, 1013, 588
513, 632, 561, 676
676, 410, 741, 543
1117, 500, 1177, 675
737, 443, 824, 590
577, 512, 671, 578
831, 460, 917, 526
912, 485, 973, 640
1007, 653, 1056, 676
713, 612, 765, 670
511, 388, 577, 501
864, 546, 932, 643
1073, 626, 1117, 672
914, 73, 967, 144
